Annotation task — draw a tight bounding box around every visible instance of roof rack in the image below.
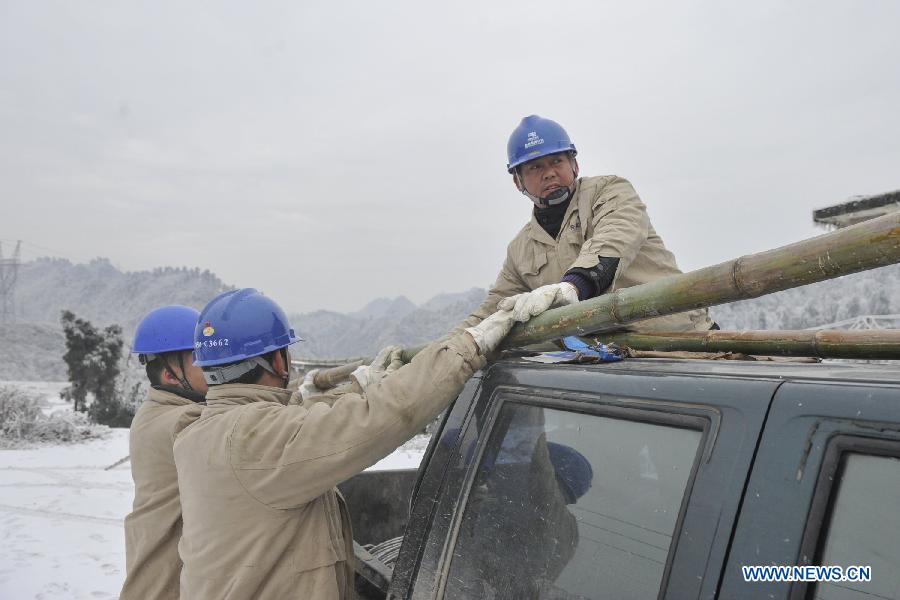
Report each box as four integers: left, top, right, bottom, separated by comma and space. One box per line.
813, 190, 900, 229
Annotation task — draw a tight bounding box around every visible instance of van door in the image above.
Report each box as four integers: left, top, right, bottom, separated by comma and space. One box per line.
390, 363, 779, 600
720, 381, 900, 600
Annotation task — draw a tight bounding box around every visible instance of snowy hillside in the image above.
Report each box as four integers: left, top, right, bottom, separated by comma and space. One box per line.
14, 258, 231, 331
5, 257, 900, 379
0, 324, 66, 381
2, 258, 232, 381
710, 263, 900, 330
290, 287, 486, 359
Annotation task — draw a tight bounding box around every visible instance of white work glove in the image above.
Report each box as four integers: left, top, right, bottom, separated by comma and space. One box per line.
464, 309, 517, 354
351, 345, 404, 391
497, 282, 579, 323
297, 369, 323, 402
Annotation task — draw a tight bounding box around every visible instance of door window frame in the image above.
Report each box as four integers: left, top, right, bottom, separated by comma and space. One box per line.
433, 387, 711, 599
791, 434, 900, 600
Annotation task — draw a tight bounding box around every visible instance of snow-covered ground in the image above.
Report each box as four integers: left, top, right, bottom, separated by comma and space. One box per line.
0, 381, 427, 600
0, 429, 131, 600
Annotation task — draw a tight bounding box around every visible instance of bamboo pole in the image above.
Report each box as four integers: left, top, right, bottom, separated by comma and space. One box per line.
309, 212, 900, 387
590, 329, 900, 360
501, 211, 900, 348
310, 349, 424, 389
311, 359, 365, 389
105, 455, 131, 471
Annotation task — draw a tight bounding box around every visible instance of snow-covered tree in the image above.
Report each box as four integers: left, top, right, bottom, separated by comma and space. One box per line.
60, 311, 128, 426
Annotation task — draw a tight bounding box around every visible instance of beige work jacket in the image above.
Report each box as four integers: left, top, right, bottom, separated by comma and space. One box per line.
173, 334, 485, 600
120, 387, 203, 600
452, 176, 712, 335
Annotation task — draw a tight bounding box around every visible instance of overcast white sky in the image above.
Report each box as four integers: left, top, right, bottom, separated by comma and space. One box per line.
1, 1, 898, 313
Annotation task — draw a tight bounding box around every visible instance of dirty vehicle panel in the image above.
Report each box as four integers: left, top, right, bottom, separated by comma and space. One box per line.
379, 358, 900, 600
722, 379, 900, 600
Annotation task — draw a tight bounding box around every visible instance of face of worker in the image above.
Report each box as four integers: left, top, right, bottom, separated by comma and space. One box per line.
183, 353, 209, 394
513, 152, 578, 198
252, 348, 292, 389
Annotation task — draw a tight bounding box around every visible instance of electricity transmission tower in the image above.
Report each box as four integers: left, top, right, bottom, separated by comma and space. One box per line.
0, 240, 22, 323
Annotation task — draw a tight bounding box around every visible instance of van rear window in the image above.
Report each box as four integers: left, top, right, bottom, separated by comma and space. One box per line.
811, 453, 900, 600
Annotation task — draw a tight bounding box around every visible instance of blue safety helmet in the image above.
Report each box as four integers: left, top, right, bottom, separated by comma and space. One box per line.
547, 442, 594, 503
506, 115, 577, 173
133, 305, 200, 364
193, 288, 301, 368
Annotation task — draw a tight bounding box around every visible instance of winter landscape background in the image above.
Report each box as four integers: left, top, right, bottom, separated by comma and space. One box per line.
2, 255, 900, 382
2, 254, 899, 598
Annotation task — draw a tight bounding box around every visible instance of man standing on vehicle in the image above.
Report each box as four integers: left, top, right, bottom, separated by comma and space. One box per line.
120, 305, 208, 600
173, 287, 541, 599
451, 114, 713, 334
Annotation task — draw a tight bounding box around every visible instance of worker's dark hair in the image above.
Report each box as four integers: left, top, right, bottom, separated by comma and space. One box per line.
145, 350, 190, 386
145, 359, 165, 386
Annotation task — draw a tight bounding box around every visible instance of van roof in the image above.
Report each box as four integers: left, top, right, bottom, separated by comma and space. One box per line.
497, 354, 900, 386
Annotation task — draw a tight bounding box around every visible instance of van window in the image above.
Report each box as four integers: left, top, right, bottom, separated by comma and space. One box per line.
811, 453, 900, 600
443, 400, 702, 600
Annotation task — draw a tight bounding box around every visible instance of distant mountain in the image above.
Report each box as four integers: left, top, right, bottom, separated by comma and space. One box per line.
351, 296, 417, 320
290, 289, 487, 359
420, 288, 487, 312
13, 257, 231, 333
0, 255, 489, 379
4, 256, 899, 381
1, 257, 232, 381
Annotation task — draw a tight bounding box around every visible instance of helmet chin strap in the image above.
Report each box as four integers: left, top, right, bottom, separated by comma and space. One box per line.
160, 354, 194, 392
523, 184, 574, 208
517, 161, 579, 209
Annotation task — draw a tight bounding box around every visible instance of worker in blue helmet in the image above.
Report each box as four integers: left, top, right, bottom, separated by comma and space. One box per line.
449, 114, 714, 336
120, 305, 207, 600
173, 287, 544, 599
132, 304, 208, 396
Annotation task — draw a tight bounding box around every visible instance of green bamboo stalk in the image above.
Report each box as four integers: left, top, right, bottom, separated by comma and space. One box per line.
308, 212, 900, 387
501, 211, 900, 348
311, 359, 365, 389
590, 329, 900, 360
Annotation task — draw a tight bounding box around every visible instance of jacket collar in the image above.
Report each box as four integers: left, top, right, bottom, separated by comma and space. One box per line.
527, 177, 583, 246
204, 383, 293, 408
148, 386, 199, 407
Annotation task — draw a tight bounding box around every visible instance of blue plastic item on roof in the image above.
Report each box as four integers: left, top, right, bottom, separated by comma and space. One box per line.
561, 336, 623, 361
520, 336, 623, 364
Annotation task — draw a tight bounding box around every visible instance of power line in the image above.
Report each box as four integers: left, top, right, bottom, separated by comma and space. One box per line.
0, 238, 89, 263
0, 240, 22, 323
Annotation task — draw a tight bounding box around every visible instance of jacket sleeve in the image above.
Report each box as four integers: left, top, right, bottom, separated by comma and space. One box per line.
446, 252, 530, 336
568, 177, 650, 275
230, 334, 486, 509
287, 380, 357, 408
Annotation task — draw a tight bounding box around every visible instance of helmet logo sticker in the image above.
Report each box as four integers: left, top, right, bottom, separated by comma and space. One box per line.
202, 322, 215, 337
524, 131, 544, 149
